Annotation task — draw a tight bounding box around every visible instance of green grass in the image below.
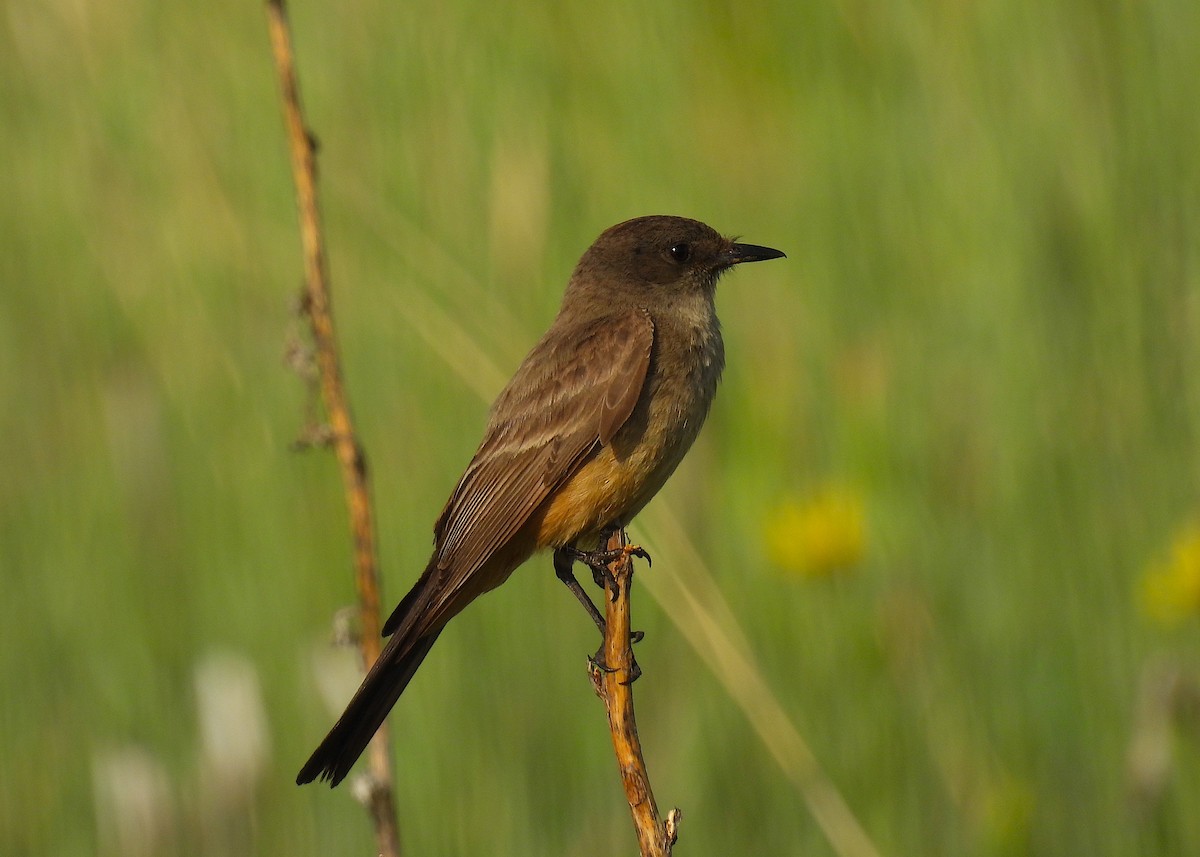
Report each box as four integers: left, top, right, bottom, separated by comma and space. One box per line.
3, 0, 1199, 854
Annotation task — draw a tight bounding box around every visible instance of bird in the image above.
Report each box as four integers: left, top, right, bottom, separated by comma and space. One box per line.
298, 215, 785, 786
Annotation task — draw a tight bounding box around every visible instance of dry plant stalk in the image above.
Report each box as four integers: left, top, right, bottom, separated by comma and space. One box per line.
589, 530, 681, 856
265, 2, 401, 854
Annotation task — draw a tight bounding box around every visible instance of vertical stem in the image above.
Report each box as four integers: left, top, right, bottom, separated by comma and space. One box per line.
590, 530, 680, 856
266, 3, 401, 855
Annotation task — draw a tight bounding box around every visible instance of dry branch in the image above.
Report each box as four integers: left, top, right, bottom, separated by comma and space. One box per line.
265, 2, 402, 854
589, 530, 680, 856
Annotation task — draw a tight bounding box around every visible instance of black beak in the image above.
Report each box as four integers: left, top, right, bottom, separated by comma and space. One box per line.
726, 242, 787, 265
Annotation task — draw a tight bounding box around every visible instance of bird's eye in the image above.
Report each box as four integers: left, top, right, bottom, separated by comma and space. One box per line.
668, 243, 692, 263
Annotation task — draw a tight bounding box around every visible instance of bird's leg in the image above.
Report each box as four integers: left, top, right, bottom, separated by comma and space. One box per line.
553, 547, 607, 635
553, 543, 646, 644
558, 529, 649, 644
586, 527, 644, 680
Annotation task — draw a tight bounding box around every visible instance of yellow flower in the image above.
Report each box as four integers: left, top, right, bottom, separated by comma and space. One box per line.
1140, 522, 1200, 626
765, 484, 866, 578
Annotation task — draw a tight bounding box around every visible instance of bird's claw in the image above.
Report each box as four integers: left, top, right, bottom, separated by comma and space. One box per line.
589, 649, 643, 683
589, 651, 616, 674
573, 543, 652, 578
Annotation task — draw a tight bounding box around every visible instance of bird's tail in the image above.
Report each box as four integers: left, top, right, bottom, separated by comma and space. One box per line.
296, 627, 441, 786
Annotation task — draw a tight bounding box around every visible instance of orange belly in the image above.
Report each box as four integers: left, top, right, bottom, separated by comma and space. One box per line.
533, 447, 647, 548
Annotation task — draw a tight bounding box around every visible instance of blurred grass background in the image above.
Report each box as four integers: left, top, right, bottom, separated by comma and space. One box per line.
2, 0, 1199, 854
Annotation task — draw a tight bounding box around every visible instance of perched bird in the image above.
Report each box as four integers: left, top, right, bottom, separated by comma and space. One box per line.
298, 215, 785, 786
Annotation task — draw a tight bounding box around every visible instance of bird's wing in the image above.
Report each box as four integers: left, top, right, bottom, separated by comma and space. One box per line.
394, 308, 654, 638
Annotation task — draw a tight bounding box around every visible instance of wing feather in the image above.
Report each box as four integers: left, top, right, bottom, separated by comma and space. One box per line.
408, 308, 654, 634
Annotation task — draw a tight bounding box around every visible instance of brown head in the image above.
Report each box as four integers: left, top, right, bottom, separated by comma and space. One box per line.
562, 215, 785, 316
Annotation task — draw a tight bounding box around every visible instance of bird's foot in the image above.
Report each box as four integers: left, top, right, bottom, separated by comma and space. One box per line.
569, 543, 652, 591
553, 545, 646, 642
589, 648, 642, 683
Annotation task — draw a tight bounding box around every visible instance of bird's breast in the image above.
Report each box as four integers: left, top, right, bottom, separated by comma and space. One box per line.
534, 311, 724, 548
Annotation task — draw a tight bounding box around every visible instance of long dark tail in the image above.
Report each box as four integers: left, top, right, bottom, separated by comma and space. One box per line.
296, 627, 441, 786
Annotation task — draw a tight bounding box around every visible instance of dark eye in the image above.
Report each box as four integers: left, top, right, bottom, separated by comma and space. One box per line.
668, 243, 692, 263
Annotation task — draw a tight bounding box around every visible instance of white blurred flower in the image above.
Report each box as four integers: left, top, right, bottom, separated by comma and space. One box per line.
194, 650, 270, 806
92, 746, 174, 857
